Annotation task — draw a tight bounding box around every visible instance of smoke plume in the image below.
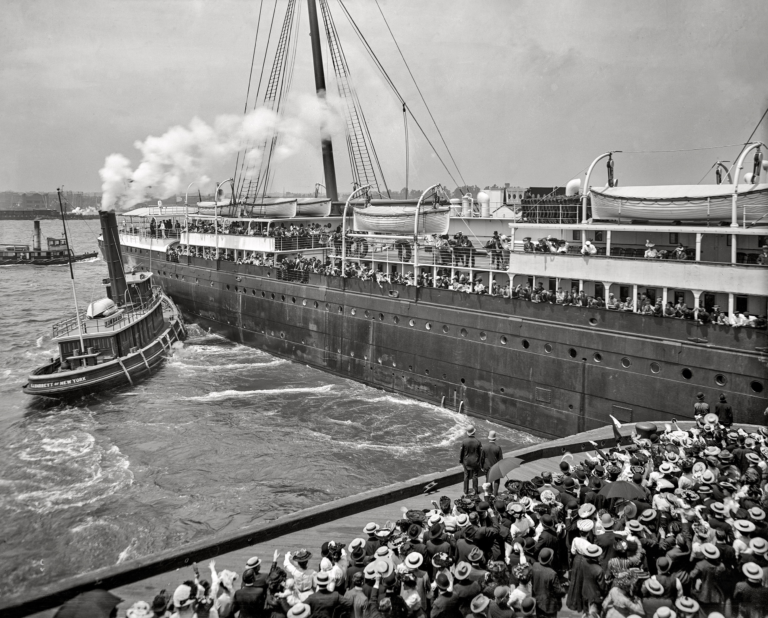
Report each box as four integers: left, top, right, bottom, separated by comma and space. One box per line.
99, 93, 342, 211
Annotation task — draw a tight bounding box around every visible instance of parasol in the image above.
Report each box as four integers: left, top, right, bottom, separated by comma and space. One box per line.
54, 589, 122, 618
487, 457, 524, 484
597, 480, 646, 501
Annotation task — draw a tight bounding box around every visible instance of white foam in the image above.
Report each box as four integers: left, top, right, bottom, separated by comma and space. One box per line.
173, 359, 287, 371
184, 384, 334, 401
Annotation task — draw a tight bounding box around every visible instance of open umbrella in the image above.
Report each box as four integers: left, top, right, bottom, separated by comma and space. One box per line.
54, 589, 122, 618
487, 457, 524, 484
597, 480, 646, 501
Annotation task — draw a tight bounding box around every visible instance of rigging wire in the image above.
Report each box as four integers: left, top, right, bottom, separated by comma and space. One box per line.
237, 0, 280, 198
335, 0, 462, 189
729, 105, 768, 177
233, 0, 266, 185
373, 0, 467, 190
403, 103, 409, 198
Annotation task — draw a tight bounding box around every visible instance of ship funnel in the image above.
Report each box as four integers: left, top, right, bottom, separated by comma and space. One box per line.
33, 220, 42, 251
566, 178, 581, 196
99, 210, 129, 305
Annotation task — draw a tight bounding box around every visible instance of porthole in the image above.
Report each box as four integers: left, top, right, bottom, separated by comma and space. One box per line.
500, 336, 508, 345
271, 293, 275, 299
442, 325, 449, 333
480, 332, 487, 341
262, 291, 266, 297
442, 374, 447, 379
338, 306, 343, 314
425, 369, 430, 376
302, 299, 307, 306
210, 282, 214, 287
351, 309, 357, 316
715, 374, 726, 386
589, 318, 598, 326
409, 365, 413, 371
280, 332, 285, 339
426, 322, 432, 330
280, 295, 285, 301
681, 368, 693, 380
594, 353, 602, 363
378, 313, 384, 321
226, 285, 230, 290
409, 319, 416, 327
393, 316, 400, 324
460, 378, 466, 384
325, 303, 330, 311
252, 289, 257, 296
568, 404, 574, 410
568, 348, 577, 358
377, 357, 382, 364
314, 301, 319, 309
291, 297, 296, 304
544, 343, 553, 353
500, 387, 505, 393
460, 328, 468, 337
364, 310, 370, 318
621, 357, 631, 368
752, 381, 764, 393
522, 339, 530, 349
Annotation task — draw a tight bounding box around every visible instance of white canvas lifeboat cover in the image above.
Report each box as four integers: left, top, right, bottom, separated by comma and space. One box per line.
87, 298, 118, 319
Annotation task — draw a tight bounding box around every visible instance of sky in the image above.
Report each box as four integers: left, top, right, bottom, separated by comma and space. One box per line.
2, 0, 767, 198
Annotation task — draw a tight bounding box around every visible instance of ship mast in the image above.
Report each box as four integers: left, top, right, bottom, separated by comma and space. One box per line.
307, 0, 338, 202
56, 188, 86, 355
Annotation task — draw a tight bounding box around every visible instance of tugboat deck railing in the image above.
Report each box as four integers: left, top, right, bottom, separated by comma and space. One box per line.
52, 295, 162, 339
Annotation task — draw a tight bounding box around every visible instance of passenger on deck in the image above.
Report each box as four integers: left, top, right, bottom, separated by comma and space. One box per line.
580, 241, 597, 256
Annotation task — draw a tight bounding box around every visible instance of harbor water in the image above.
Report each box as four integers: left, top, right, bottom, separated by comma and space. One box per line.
0, 219, 541, 598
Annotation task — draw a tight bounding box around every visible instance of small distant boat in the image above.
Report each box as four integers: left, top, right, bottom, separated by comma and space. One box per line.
22, 201, 185, 398
590, 183, 768, 222
353, 203, 451, 235
0, 219, 97, 265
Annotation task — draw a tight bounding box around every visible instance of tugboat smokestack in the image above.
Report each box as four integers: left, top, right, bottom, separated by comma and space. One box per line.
99, 211, 128, 305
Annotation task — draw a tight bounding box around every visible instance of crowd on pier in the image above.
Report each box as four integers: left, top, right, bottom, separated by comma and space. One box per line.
104, 399, 768, 618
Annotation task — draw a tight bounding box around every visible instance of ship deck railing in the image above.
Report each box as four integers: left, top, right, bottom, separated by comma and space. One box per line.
51, 294, 162, 339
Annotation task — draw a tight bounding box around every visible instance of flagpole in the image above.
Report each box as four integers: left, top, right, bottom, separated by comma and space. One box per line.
57, 188, 86, 355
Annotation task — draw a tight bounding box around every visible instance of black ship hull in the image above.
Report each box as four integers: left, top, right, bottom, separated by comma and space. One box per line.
118, 246, 767, 438
0, 251, 98, 266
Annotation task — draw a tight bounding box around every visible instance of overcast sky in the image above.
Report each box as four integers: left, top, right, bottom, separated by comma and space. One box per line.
2, 0, 767, 195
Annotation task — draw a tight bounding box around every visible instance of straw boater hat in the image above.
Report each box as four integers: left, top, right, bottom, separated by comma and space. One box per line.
363, 563, 377, 579
404, 552, 423, 570
749, 507, 766, 522
750, 538, 768, 555
734, 520, 756, 534
288, 604, 311, 618
743, 562, 763, 583
583, 544, 602, 558
675, 596, 700, 615
315, 572, 332, 589
467, 547, 484, 564
363, 522, 379, 535
710, 502, 727, 517
245, 556, 262, 569
577, 519, 594, 532
627, 520, 643, 533
653, 608, 676, 618
701, 543, 720, 560
578, 503, 596, 519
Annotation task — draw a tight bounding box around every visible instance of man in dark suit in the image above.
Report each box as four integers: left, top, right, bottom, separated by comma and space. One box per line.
232, 568, 268, 618
594, 514, 619, 572
531, 548, 565, 618
689, 543, 726, 616
534, 515, 564, 574
306, 572, 353, 618
482, 431, 503, 494
459, 427, 483, 495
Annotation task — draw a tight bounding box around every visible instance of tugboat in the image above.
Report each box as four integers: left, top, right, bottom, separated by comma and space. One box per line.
22, 192, 185, 398
0, 219, 98, 265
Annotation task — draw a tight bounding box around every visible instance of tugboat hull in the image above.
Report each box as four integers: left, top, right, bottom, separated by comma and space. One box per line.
23, 309, 185, 398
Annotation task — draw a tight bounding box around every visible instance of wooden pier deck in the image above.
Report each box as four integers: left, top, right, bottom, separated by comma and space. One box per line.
18, 423, 635, 618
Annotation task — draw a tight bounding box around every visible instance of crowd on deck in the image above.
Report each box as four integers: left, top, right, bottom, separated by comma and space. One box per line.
96, 398, 768, 618
166, 239, 767, 329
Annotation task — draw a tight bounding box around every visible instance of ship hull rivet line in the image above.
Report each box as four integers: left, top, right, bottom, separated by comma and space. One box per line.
118, 360, 134, 385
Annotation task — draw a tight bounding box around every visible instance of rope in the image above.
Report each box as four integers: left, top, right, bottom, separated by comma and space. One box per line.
404, 103, 409, 199
374, 0, 467, 189
233, 0, 265, 185
335, 0, 462, 190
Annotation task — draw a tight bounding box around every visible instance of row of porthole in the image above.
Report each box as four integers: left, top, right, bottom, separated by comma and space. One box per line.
238, 287, 765, 395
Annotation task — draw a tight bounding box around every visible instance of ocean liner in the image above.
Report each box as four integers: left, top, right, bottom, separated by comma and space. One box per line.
103, 0, 766, 438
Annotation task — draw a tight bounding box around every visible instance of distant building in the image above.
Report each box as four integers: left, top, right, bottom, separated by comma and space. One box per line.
21, 193, 48, 209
